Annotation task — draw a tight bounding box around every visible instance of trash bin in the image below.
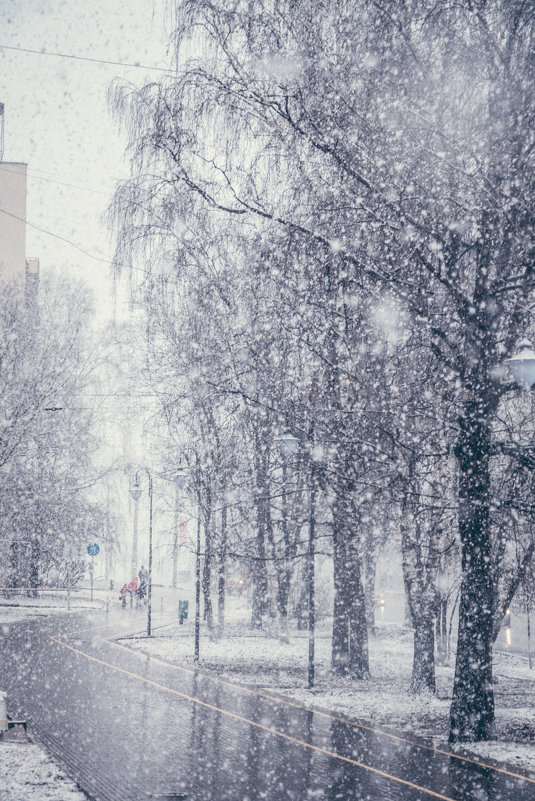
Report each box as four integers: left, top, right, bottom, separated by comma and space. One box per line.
178, 600, 189, 624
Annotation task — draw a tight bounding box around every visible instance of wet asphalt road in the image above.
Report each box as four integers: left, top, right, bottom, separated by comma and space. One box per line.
1, 610, 534, 801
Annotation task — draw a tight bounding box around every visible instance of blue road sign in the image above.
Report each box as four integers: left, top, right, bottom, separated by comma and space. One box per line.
87, 543, 100, 557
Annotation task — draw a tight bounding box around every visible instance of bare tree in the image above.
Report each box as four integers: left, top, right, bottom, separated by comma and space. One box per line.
0, 276, 104, 590
109, 0, 535, 740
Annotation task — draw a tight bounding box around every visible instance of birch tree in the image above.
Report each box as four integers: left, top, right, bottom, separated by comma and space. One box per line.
110, 0, 535, 740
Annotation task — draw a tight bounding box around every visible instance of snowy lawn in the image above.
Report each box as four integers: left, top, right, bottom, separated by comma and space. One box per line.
0, 593, 105, 627
119, 610, 535, 778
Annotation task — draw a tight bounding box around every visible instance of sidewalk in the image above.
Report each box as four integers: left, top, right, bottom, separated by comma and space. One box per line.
0, 597, 92, 801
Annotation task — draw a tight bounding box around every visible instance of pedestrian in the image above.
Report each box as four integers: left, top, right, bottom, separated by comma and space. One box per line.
119, 584, 128, 609
138, 564, 148, 605
127, 575, 139, 608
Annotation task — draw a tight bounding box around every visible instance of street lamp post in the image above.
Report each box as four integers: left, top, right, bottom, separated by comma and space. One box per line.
172, 480, 180, 590
171, 468, 189, 588
129, 482, 141, 581
307, 460, 317, 689
169, 457, 200, 662
177, 456, 201, 663
194, 508, 201, 663
129, 469, 152, 637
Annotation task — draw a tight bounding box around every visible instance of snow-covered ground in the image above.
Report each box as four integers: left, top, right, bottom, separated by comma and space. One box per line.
0, 592, 105, 627
120, 601, 535, 778
0, 741, 88, 801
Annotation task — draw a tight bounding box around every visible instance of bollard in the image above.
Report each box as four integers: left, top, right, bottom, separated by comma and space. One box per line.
0, 690, 8, 731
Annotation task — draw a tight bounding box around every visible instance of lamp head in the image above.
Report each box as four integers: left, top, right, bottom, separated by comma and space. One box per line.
129, 481, 142, 502
504, 339, 535, 390
174, 467, 188, 489
276, 432, 299, 458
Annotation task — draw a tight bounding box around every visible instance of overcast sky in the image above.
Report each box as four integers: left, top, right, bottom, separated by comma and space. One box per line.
1, 0, 172, 319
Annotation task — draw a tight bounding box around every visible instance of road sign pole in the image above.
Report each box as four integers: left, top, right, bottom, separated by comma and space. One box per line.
86, 544, 100, 604
148, 473, 153, 637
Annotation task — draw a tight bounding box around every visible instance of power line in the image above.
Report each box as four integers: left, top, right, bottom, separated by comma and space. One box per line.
0, 163, 113, 196
0, 207, 116, 265
0, 43, 174, 73
17, 163, 120, 184
0, 207, 148, 274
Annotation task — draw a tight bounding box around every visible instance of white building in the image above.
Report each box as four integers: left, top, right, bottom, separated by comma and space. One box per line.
0, 104, 38, 283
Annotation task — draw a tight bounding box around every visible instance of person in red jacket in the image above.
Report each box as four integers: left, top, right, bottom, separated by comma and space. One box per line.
127, 576, 139, 608
119, 584, 128, 608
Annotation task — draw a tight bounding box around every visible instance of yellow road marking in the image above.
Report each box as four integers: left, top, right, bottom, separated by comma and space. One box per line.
104, 632, 535, 786
52, 615, 535, 789
51, 633, 455, 801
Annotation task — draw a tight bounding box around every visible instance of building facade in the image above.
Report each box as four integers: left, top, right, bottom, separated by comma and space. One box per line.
0, 161, 28, 281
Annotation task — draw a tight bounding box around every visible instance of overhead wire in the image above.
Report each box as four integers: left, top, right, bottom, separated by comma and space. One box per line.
0, 207, 116, 265
0, 42, 173, 272
0, 43, 174, 73
0, 163, 114, 196
0, 207, 149, 273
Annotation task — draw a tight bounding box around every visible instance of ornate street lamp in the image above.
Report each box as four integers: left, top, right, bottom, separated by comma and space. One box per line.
171, 468, 189, 590
504, 339, 535, 390
276, 432, 300, 458
171, 452, 202, 663
177, 462, 201, 664
129, 469, 153, 636
174, 467, 188, 490
129, 480, 142, 579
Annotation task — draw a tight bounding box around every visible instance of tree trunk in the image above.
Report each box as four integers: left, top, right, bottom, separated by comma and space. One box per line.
250, 562, 265, 629
400, 508, 437, 694
449, 397, 495, 742
436, 597, 448, 666
410, 611, 436, 694
251, 497, 268, 629
276, 567, 290, 641
29, 538, 40, 597
403, 575, 413, 627
331, 520, 370, 678
331, 537, 350, 675
295, 574, 308, 630
217, 505, 227, 638
202, 505, 214, 633
274, 460, 293, 642
251, 450, 271, 629
348, 547, 370, 679
363, 537, 377, 632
